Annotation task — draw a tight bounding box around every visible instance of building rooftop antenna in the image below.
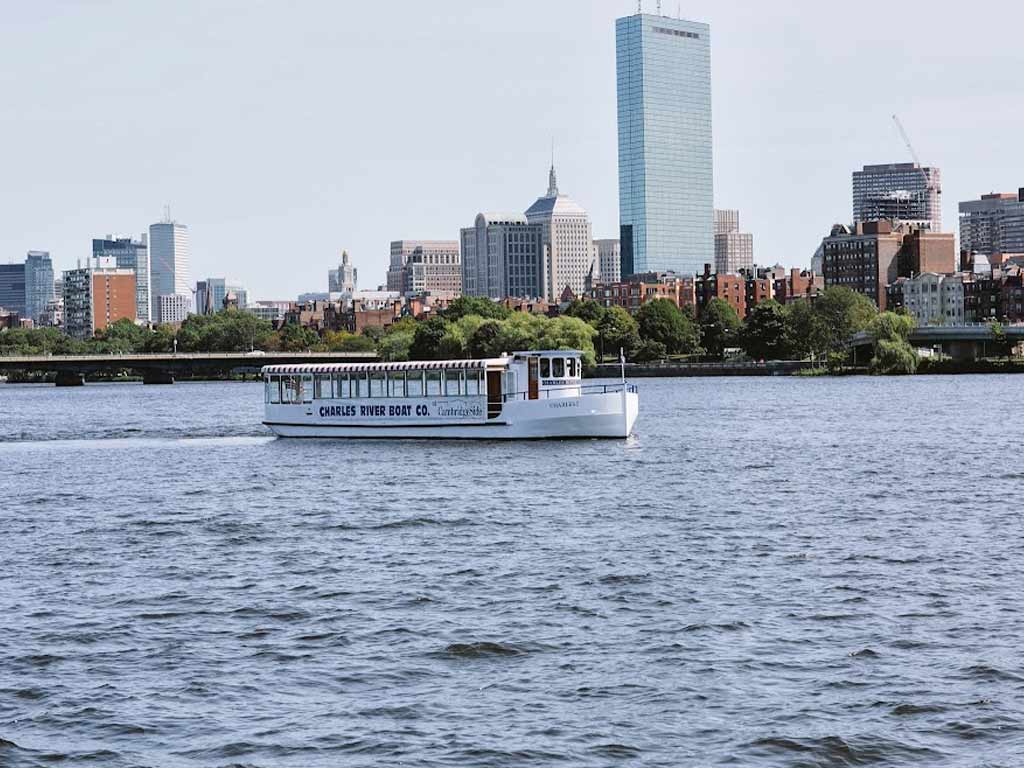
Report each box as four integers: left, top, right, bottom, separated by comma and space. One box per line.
163, 204, 172, 223
656, 0, 661, 15
636, 0, 641, 14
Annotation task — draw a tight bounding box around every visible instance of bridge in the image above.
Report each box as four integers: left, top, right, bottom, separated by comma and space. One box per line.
0, 351, 379, 385
850, 323, 1024, 363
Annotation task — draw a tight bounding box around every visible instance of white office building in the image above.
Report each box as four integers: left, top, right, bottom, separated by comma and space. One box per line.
149, 218, 191, 323
525, 165, 595, 302
158, 293, 191, 325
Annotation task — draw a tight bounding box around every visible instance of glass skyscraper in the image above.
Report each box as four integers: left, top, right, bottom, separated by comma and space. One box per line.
616, 13, 713, 277
24, 251, 55, 325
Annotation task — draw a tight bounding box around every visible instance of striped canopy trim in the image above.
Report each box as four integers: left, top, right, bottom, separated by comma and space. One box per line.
261, 358, 503, 375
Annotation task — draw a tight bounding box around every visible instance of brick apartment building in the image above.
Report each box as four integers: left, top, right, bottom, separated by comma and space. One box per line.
820, 220, 955, 310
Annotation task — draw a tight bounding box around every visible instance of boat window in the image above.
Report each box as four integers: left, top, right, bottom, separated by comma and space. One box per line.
568, 358, 578, 378
351, 373, 366, 399
334, 373, 348, 398
540, 358, 550, 378
268, 376, 281, 404
301, 375, 313, 403
282, 375, 300, 404
407, 371, 424, 397
314, 374, 329, 400
444, 370, 462, 396
425, 370, 442, 396
388, 372, 406, 397
369, 372, 386, 398
465, 370, 481, 396
553, 358, 565, 378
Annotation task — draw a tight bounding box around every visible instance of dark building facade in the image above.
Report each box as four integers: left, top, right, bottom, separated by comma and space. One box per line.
0, 263, 27, 316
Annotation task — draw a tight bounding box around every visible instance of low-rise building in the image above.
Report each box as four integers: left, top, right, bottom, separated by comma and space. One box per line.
696, 265, 746, 319
887, 272, 967, 326
589, 272, 695, 315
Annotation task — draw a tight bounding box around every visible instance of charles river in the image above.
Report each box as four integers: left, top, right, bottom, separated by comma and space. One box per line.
1, 376, 1022, 767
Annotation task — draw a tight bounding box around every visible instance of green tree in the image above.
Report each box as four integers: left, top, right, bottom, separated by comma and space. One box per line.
869, 311, 915, 343
632, 339, 667, 363
437, 326, 467, 359
785, 300, 830, 360
324, 330, 376, 352
813, 286, 878, 349
597, 306, 640, 360
870, 338, 918, 374
698, 298, 741, 359
443, 296, 511, 322
636, 299, 699, 355
988, 321, 1014, 360
142, 325, 177, 353
95, 318, 147, 351
739, 300, 792, 361
563, 298, 606, 326
277, 323, 320, 351
468, 319, 504, 358
409, 316, 449, 360
378, 330, 414, 361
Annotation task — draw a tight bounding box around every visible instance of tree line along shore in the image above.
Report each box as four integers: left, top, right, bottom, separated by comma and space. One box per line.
1, 290, 1020, 379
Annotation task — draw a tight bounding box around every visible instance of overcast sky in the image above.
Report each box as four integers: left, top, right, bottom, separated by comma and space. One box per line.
3, 0, 1023, 300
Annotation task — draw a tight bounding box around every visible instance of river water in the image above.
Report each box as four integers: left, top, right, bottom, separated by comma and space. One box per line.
1, 377, 1022, 767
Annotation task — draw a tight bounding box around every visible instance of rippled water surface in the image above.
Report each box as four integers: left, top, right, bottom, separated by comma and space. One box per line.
2, 377, 1023, 767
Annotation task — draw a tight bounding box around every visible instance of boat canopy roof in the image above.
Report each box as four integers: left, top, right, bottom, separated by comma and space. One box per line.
262, 358, 507, 376
262, 350, 584, 376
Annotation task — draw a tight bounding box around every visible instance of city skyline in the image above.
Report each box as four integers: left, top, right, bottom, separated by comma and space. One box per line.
2, 0, 1023, 301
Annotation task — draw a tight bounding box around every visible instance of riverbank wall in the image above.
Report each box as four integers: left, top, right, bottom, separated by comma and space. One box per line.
592, 360, 819, 378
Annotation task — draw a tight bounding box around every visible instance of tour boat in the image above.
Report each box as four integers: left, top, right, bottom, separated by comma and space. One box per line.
261, 350, 638, 439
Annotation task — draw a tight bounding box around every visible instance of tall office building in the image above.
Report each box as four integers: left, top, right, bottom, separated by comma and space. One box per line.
0, 263, 26, 316
329, 250, 358, 295
525, 166, 595, 301
461, 214, 545, 300
93, 235, 151, 323
149, 218, 190, 323
959, 189, 1024, 257
616, 12, 713, 277
713, 209, 754, 274
24, 251, 55, 325
852, 163, 942, 231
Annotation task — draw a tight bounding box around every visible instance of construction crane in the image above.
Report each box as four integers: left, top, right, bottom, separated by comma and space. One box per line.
891, 113, 938, 201
892, 114, 923, 168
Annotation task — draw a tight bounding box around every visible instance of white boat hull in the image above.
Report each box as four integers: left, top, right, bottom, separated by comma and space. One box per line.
264, 390, 638, 440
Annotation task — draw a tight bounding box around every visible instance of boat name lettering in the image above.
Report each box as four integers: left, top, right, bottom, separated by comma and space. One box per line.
549, 401, 579, 409
319, 404, 430, 418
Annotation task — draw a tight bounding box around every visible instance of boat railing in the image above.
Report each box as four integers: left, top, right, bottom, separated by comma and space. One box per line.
501, 382, 636, 402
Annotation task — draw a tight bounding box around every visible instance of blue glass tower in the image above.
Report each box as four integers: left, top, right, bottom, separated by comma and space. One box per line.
616, 13, 713, 277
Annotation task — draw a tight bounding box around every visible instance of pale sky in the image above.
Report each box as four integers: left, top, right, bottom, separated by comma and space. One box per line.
3, 0, 1023, 301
